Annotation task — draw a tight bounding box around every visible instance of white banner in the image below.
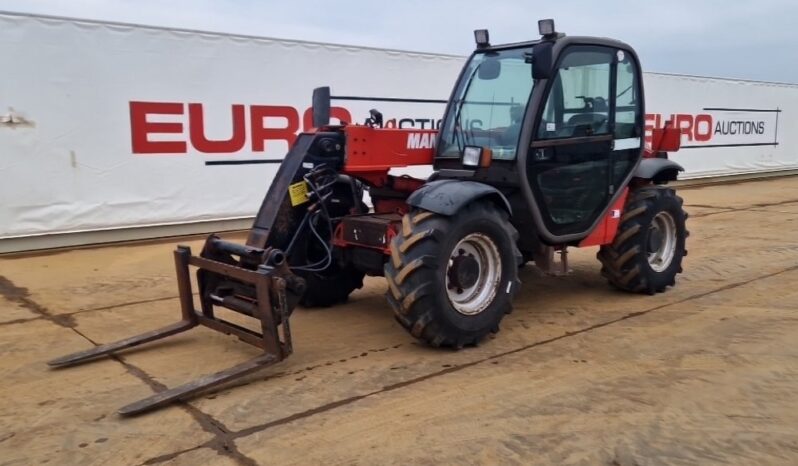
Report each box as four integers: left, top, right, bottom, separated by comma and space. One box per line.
1, 12, 797, 244
0, 13, 463, 240
644, 73, 796, 177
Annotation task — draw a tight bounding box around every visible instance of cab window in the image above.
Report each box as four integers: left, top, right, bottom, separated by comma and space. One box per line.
437, 46, 536, 160
537, 47, 614, 139
614, 53, 641, 139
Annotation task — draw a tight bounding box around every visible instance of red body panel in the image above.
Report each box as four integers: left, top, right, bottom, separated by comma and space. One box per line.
343, 126, 437, 171
371, 177, 425, 215
332, 214, 400, 255
578, 188, 629, 247
342, 126, 436, 187
645, 125, 681, 157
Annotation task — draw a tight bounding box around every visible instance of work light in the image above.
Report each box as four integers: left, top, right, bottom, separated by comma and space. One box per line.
538, 19, 556, 36
474, 29, 490, 48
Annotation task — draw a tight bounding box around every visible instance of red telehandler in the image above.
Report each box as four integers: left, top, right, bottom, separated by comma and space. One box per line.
49, 20, 686, 415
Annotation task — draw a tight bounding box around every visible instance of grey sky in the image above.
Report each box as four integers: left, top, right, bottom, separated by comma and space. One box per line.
2, 0, 796, 83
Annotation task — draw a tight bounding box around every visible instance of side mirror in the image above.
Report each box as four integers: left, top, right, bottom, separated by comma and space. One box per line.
529, 42, 554, 80
311, 86, 331, 128
477, 57, 501, 80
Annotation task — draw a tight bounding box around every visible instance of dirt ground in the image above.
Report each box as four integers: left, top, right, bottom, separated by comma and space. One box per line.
2, 176, 798, 465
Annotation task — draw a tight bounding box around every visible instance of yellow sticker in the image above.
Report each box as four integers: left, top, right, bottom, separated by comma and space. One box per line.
288, 181, 309, 206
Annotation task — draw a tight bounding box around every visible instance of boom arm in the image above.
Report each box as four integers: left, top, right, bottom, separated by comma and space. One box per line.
342, 125, 436, 187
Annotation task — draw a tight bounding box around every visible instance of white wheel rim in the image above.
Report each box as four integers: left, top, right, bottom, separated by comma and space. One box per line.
445, 232, 502, 316
647, 211, 677, 272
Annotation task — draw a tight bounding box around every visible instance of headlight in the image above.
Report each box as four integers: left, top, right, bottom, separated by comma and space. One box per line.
462, 146, 483, 167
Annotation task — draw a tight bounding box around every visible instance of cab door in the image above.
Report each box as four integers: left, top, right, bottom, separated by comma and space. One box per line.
527, 45, 642, 237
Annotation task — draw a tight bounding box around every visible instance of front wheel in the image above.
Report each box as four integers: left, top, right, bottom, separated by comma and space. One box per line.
598, 186, 688, 294
384, 201, 521, 348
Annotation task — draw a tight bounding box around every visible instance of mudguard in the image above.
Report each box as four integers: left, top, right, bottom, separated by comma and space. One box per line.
406, 179, 512, 216
634, 158, 684, 183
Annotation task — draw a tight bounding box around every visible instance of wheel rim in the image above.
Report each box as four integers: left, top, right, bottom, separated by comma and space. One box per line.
445, 232, 501, 316
647, 211, 677, 272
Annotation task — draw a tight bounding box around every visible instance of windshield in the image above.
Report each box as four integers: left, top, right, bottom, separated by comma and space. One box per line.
438, 46, 535, 160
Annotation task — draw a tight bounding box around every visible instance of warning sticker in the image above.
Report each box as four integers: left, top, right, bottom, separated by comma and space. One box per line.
288, 181, 309, 206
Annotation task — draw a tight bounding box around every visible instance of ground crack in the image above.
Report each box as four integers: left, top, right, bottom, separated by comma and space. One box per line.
689, 197, 798, 218
0, 275, 76, 327
66, 294, 182, 315
0, 316, 42, 327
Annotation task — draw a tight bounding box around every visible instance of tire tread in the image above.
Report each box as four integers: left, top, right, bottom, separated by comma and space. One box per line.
598, 186, 687, 294
385, 202, 520, 348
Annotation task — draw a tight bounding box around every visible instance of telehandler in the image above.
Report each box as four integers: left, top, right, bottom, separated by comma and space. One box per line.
50, 20, 687, 415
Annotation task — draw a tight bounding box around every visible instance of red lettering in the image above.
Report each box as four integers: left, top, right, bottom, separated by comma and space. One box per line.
188, 104, 246, 153
693, 114, 713, 142
675, 114, 694, 141
644, 112, 714, 147
130, 102, 361, 155
130, 101, 186, 154
301, 107, 354, 131
250, 106, 299, 151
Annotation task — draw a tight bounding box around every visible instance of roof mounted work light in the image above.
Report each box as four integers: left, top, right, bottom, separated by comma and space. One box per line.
538, 19, 556, 37
474, 29, 490, 49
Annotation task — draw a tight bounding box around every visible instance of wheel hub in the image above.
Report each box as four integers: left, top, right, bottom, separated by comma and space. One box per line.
447, 251, 480, 292
647, 211, 677, 272
647, 228, 664, 253
445, 233, 502, 316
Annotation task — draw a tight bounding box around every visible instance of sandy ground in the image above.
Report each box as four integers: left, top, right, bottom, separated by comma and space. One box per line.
2, 177, 798, 465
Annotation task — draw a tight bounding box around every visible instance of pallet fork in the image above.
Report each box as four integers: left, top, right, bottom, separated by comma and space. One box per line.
48, 238, 301, 416
48, 132, 322, 415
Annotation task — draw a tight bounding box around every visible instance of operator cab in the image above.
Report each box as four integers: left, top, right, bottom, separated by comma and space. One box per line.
435, 19, 645, 242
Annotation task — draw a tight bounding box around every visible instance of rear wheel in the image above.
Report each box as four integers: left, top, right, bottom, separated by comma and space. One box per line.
385, 201, 521, 348
598, 186, 688, 294
298, 264, 365, 307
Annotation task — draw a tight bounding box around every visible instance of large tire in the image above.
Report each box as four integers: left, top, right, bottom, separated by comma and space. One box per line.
384, 201, 521, 348
299, 265, 364, 307
598, 186, 688, 294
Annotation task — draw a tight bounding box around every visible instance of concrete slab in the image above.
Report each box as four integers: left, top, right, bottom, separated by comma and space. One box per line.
680, 176, 798, 209
0, 319, 213, 466
158, 447, 240, 466
235, 295, 798, 465
0, 232, 246, 315
1, 177, 797, 464
0, 297, 37, 324
750, 201, 798, 214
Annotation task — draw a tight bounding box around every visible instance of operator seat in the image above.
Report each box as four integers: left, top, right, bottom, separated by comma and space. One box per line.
566, 96, 608, 135
500, 104, 525, 145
